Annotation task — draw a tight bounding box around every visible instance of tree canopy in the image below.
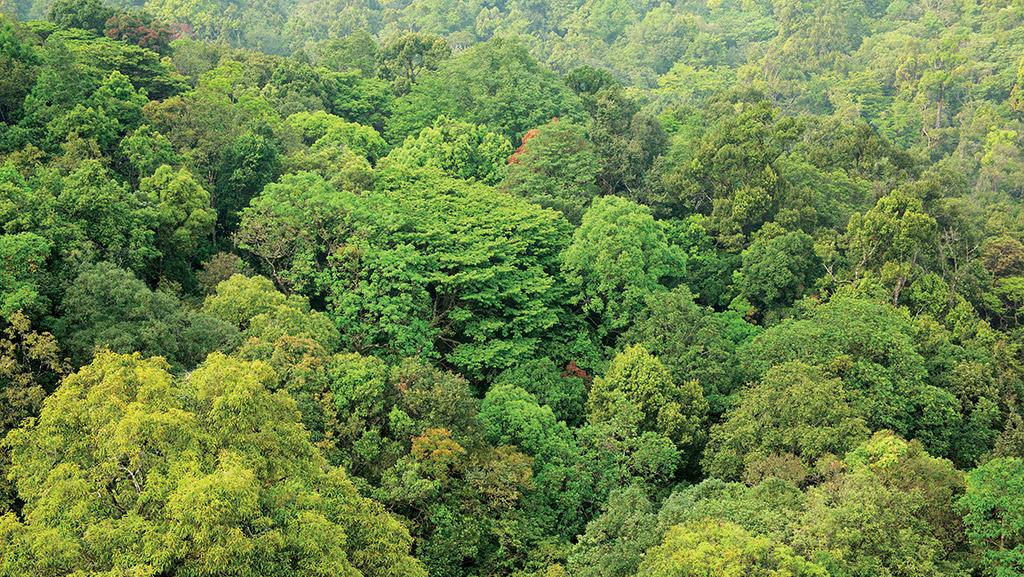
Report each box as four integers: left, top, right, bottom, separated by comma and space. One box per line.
3, 0, 1024, 575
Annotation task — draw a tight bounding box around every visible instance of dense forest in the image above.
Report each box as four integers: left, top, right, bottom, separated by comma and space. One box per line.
2, 0, 1024, 575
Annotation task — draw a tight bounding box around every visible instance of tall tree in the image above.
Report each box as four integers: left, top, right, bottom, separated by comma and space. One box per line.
588, 344, 707, 453
562, 195, 684, 343
1, 351, 425, 577
960, 457, 1024, 577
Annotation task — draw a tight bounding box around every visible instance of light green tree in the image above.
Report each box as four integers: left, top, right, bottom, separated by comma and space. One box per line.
589, 344, 707, 452
638, 519, 828, 577
0, 351, 425, 577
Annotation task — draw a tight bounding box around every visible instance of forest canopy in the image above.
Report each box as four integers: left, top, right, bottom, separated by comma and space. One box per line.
3, 0, 1024, 576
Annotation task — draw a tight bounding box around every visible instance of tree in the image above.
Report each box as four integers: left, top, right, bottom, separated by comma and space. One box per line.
671, 100, 799, 249
575, 397, 681, 499
238, 292, 340, 356
54, 160, 157, 274
0, 311, 66, 513
588, 85, 668, 198
615, 5, 699, 82
46, 0, 113, 34
793, 432, 967, 577
137, 165, 216, 286
959, 458, 1024, 577
377, 31, 450, 95
1, 351, 425, 577
88, 70, 149, 140
144, 60, 242, 168
284, 110, 387, 163
846, 185, 939, 306
562, 196, 684, 342
623, 285, 742, 413
19, 34, 99, 130
738, 226, 821, 313
387, 37, 584, 143
481, 384, 574, 461
588, 344, 707, 452
103, 9, 177, 54
658, 477, 807, 543
311, 31, 379, 76
0, 233, 50, 320
703, 361, 870, 485
638, 520, 828, 577
116, 124, 180, 185
324, 173, 572, 379
235, 171, 355, 294
46, 101, 119, 152
0, 16, 38, 125
975, 129, 1024, 198
479, 383, 589, 540
741, 298, 936, 442
503, 119, 601, 223
493, 357, 587, 427
280, 113, 376, 192
567, 485, 660, 577
380, 116, 512, 185
56, 32, 186, 99
214, 131, 281, 237
58, 262, 237, 369
202, 274, 290, 329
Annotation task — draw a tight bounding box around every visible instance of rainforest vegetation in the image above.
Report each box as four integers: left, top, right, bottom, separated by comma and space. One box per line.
3, 0, 1024, 575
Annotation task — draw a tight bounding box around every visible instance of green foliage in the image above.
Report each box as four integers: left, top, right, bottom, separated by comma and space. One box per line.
575, 398, 681, 501
377, 31, 450, 95
658, 477, 807, 543
622, 286, 743, 413
567, 485, 660, 577
589, 344, 707, 452
503, 119, 600, 223
310, 31, 379, 76
0, 232, 50, 319
1, 351, 425, 576
117, 124, 179, 184
493, 357, 587, 427
589, 85, 667, 199
793, 432, 967, 577
58, 262, 238, 369
59, 32, 186, 99
202, 273, 289, 329
742, 298, 939, 443
137, 165, 216, 285
0, 16, 38, 125
284, 110, 387, 162
738, 226, 821, 313
387, 37, 585, 143
562, 195, 685, 343
19, 159, 158, 274
481, 384, 573, 459
703, 361, 870, 484
0, 311, 66, 513
331, 173, 572, 378
670, 100, 800, 248
638, 519, 828, 577
235, 171, 354, 294
960, 458, 1024, 577
380, 115, 512, 185
846, 184, 939, 305
46, 0, 112, 34
6, 2, 1024, 575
